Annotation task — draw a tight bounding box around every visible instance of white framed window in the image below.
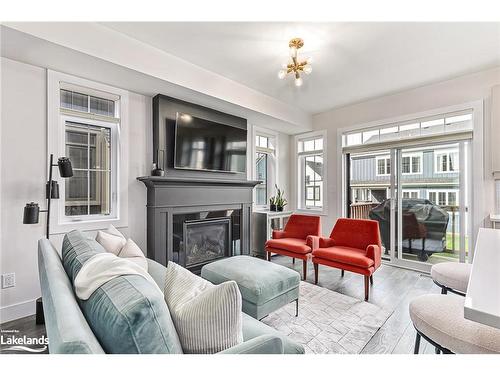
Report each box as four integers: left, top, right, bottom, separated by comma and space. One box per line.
253, 128, 277, 208
296, 130, 327, 211
435, 149, 459, 173
375, 155, 391, 176
427, 189, 459, 206
401, 152, 422, 175
342, 111, 472, 148
402, 190, 420, 199
352, 188, 372, 202
48, 70, 129, 233
62, 116, 118, 220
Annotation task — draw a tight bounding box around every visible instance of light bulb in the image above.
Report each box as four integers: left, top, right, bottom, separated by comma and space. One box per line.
294, 77, 303, 87
303, 65, 312, 75
278, 70, 287, 80
289, 46, 297, 58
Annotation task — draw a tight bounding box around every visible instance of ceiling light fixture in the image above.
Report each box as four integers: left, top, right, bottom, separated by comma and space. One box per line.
278, 38, 312, 87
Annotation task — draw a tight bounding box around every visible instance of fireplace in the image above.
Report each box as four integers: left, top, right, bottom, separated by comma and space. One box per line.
138, 176, 259, 273
172, 210, 238, 273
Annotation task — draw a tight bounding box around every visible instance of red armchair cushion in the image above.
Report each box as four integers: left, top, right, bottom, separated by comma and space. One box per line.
313, 246, 375, 269
265, 238, 311, 254
329, 218, 381, 251
280, 214, 321, 240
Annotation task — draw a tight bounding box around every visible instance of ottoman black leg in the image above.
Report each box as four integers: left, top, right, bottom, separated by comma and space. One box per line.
414, 332, 421, 354
295, 299, 299, 317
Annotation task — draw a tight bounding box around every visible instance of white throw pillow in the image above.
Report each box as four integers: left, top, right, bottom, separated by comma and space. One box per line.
163, 261, 243, 354
95, 230, 126, 255
118, 239, 148, 271
96, 225, 148, 271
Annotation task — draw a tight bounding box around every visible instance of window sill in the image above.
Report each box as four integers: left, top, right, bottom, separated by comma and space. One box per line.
50, 215, 127, 236
295, 208, 328, 217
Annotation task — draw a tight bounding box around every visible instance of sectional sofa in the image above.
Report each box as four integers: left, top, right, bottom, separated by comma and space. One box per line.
38, 230, 304, 354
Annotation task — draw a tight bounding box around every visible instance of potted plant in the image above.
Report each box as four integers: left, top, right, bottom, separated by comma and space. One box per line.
269, 196, 277, 211
275, 185, 287, 212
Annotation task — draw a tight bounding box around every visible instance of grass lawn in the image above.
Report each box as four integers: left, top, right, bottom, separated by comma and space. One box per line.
433, 233, 469, 261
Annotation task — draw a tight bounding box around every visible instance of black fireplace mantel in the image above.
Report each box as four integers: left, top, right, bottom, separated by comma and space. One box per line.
137, 176, 260, 272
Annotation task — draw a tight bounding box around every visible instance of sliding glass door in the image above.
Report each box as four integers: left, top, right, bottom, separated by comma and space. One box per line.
347, 149, 394, 261
347, 140, 470, 272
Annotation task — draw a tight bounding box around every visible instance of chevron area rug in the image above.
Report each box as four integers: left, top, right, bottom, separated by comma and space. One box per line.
261, 281, 393, 353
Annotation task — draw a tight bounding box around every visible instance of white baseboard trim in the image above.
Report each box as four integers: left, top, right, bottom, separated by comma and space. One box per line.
0, 299, 36, 324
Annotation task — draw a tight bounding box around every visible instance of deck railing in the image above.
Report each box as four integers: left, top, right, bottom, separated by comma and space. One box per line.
350, 202, 378, 220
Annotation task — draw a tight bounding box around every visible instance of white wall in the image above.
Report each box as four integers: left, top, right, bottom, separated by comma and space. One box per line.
312, 66, 500, 235
0, 57, 152, 322
0, 57, 293, 323
277, 132, 291, 202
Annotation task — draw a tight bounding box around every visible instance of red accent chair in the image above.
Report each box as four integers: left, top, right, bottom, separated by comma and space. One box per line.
265, 214, 321, 280
312, 218, 382, 300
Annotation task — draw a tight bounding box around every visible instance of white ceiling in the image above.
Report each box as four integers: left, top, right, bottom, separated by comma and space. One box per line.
102, 22, 500, 114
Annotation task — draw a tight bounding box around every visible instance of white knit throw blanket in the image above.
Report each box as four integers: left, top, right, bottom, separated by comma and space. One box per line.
74, 253, 162, 300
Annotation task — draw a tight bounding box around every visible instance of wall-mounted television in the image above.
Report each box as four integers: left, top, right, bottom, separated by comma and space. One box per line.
174, 112, 247, 173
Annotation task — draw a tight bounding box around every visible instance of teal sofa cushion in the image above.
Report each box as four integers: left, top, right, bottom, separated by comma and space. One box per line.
201, 255, 300, 305
62, 230, 105, 282
61, 230, 183, 354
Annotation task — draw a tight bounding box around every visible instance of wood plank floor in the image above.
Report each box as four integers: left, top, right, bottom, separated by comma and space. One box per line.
273, 255, 442, 354
1, 257, 442, 354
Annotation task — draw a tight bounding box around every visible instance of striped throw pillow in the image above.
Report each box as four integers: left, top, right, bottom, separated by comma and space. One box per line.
163, 261, 243, 354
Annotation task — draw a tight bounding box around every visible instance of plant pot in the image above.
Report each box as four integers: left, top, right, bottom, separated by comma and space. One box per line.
277, 206, 284, 212
270, 204, 277, 211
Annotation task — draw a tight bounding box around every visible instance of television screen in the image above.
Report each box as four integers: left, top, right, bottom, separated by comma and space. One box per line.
174, 112, 247, 173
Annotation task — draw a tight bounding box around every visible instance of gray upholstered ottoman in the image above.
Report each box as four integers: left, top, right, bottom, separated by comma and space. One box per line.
201, 255, 300, 320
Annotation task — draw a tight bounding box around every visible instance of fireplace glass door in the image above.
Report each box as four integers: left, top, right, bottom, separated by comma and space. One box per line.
183, 218, 232, 268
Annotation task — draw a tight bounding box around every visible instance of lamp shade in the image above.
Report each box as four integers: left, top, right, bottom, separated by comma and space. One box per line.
58, 157, 73, 177
23, 202, 40, 224
45, 180, 60, 199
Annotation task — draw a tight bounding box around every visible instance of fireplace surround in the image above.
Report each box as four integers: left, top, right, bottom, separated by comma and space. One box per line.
138, 176, 259, 273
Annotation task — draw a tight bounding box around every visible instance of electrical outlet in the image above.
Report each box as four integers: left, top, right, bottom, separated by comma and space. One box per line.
1, 273, 15, 289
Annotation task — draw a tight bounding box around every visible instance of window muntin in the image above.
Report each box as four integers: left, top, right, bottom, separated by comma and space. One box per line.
60, 86, 119, 222
401, 153, 422, 175
254, 133, 276, 207
304, 155, 323, 208
427, 190, 459, 206
255, 152, 268, 206
61, 89, 116, 118
402, 190, 420, 199
342, 112, 472, 148
298, 135, 325, 210
353, 188, 372, 202
435, 149, 459, 173
65, 122, 112, 217
375, 156, 391, 176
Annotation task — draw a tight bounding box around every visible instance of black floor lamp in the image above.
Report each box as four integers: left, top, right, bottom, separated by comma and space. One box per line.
23, 153, 73, 324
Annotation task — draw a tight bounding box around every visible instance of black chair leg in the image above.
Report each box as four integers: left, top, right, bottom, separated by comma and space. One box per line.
414, 332, 421, 354
295, 299, 299, 317
435, 347, 441, 354
441, 287, 447, 295
370, 275, 373, 285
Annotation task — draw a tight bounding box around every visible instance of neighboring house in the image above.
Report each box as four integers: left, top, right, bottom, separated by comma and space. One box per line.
350, 147, 459, 207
